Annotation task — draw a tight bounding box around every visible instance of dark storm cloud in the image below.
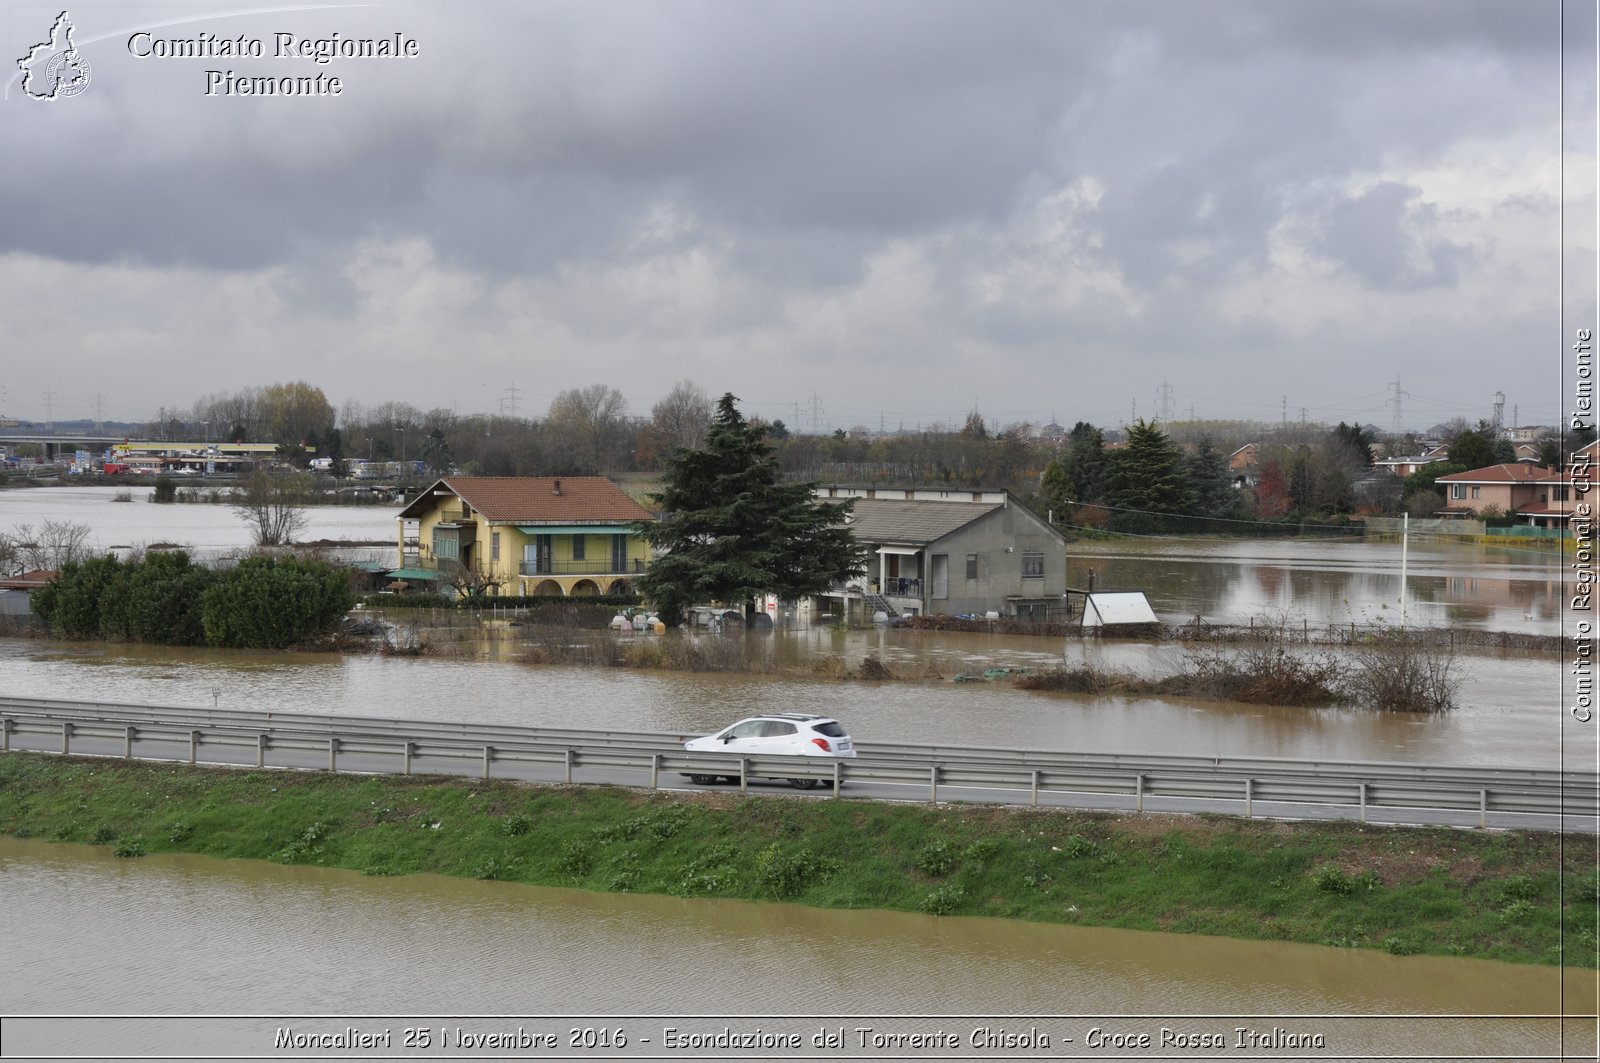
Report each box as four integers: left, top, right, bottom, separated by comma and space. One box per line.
1318, 181, 1474, 290
2, 0, 1573, 426
3, 0, 1550, 290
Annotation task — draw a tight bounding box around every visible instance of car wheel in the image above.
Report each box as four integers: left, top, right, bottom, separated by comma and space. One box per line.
789, 778, 822, 790
687, 774, 718, 785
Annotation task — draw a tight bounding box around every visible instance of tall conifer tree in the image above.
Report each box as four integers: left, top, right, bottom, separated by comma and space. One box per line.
638, 394, 867, 626
1108, 419, 1193, 531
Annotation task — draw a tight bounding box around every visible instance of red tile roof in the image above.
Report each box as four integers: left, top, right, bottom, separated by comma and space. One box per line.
1433, 464, 1555, 484
399, 477, 653, 523
0, 569, 56, 590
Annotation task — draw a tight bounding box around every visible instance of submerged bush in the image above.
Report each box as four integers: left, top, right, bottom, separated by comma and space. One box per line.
1173, 644, 1343, 706
1341, 634, 1459, 712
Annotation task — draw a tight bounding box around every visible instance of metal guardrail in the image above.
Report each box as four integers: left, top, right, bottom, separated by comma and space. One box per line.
1, 696, 1596, 829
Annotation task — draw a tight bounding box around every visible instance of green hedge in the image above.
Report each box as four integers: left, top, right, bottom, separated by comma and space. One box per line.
33, 552, 353, 649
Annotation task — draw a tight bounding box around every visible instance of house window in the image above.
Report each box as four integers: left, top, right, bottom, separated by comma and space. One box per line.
571, 535, 586, 561
612, 535, 628, 572
1450, 485, 1466, 500
491, 532, 500, 562
1021, 552, 1044, 578
966, 553, 978, 580
1470, 486, 1481, 499
1554, 486, 1570, 502
432, 530, 458, 560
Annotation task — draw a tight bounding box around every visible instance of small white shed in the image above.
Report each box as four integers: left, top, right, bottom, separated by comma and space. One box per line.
1081, 592, 1158, 628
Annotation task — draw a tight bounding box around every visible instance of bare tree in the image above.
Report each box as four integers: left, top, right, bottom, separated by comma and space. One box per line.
231, 471, 312, 546
651, 379, 713, 452
547, 384, 632, 473
6, 521, 93, 571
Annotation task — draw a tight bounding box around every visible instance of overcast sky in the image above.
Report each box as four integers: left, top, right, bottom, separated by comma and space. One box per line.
5, 0, 1595, 434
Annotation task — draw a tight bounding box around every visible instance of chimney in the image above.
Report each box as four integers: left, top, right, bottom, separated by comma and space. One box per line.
553, 479, 561, 496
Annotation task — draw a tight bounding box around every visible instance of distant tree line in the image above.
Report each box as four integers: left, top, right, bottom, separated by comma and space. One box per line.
138, 379, 1579, 530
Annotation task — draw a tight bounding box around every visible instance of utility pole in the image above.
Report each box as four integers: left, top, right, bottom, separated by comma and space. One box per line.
1386, 377, 1409, 438
44, 390, 56, 427
1157, 379, 1175, 422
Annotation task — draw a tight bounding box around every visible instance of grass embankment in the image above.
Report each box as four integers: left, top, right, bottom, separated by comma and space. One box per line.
2, 754, 1594, 967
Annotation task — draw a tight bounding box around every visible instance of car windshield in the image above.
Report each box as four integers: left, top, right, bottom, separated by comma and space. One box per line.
812, 722, 847, 737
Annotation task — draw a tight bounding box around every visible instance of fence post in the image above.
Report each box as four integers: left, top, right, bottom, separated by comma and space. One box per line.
402, 740, 413, 776
124, 725, 136, 760
1479, 789, 1488, 829
257, 733, 268, 768
929, 765, 939, 803
482, 745, 493, 780
650, 753, 660, 790
739, 757, 749, 793
1, 717, 10, 752
1244, 777, 1253, 818
1359, 782, 1367, 824
1030, 769, 1040, 808
1134, 773, 1144, 813
189, 730, 200, 765
328, 737, 338, 772
61, 721, 71, 755
564, 748, 574, 785
832, 760, 841, 798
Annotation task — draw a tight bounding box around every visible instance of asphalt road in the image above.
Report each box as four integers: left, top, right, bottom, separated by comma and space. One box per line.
10, 728, 1593, 834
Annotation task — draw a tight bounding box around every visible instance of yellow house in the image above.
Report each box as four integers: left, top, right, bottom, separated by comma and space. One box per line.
395, 476, 654, 596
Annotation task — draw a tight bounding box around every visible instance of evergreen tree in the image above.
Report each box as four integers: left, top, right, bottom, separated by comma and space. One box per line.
101, 550, 214, 645
1286, 444, 1316, 514
32, 556, 123, 639
1107, 420, 1193, 531
1036, 459, 1073, 522
1060, 422, 1108, 505
1330, 422, 1375, 467
637, 393, 868, 626
1403, 462, 1467, 500
1186, 436, 1237, 520
200, 556, 354, 649
1447, 423, 1499, 470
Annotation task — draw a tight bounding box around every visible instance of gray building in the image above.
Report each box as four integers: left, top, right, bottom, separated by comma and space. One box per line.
814, 487, 1069, 621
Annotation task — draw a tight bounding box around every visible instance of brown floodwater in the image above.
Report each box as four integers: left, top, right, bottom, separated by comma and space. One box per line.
1, 837, 1593, 1060
0, 627, 1581, 770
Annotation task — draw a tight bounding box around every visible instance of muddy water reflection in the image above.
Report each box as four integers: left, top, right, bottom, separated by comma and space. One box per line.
0, 631, 1577, 768
2, 838, 1592, 1059
1070, 538, 1565, 634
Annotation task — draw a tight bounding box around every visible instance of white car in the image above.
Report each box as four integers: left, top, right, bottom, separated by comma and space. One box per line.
683, 713, 855, 789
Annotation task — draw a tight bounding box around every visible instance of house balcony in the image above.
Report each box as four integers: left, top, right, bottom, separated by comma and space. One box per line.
831, 577, 924, 602
519, 559, 649, 576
